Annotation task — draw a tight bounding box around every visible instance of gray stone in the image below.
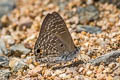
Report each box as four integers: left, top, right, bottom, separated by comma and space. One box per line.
10, 44, 31, 57
0, 69, 11, 80
0, 39, 8, 56
113, 76, 120, 80
2, 35, 15, 45
55, 0, 68, 11
9, 58, 28, 72
0, 0, 16, 18
0, 0, 16, 29
76, 25, 102, 34
77, 5, 99, 24
0, 56, 9, 67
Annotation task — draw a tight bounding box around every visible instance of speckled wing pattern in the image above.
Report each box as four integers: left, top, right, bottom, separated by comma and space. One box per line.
34, 12, 80, 63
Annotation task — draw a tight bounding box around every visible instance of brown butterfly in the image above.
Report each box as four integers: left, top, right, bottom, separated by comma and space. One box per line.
34, 12, 80, 64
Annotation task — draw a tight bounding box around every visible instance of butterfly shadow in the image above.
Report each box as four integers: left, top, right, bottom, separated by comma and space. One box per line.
52, 60, 84, 70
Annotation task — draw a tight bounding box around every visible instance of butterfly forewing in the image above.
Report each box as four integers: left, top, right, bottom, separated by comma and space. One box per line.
34, 12, 76, 63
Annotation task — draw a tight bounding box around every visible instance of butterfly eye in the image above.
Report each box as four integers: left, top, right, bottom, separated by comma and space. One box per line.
37, 49, 40, 53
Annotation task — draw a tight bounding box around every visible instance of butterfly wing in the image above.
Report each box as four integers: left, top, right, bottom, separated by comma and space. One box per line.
52, 12, 75, 52
34, 12, 76, 63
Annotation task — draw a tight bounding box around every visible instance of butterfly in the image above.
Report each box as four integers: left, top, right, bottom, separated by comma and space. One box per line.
34, 12, 80, 64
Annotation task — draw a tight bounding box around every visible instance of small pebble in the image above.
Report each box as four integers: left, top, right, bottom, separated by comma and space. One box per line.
86, 70, 93, 76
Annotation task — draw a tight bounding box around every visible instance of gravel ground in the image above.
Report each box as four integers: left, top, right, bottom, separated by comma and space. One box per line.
0, 0, 120, 80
